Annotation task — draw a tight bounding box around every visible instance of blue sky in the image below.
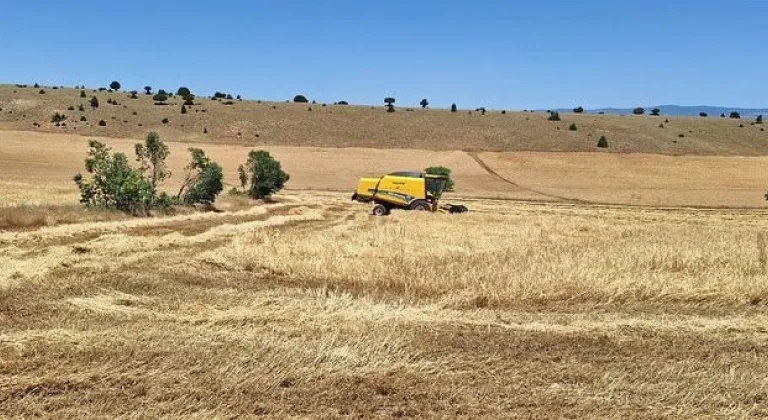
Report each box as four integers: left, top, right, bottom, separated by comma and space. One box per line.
2, 1, 766, 109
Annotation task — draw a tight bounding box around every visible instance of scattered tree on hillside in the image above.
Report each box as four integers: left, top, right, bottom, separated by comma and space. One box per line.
153, 92, 168, 104
720, 113, 726, 118
144, 86, 152, 95
699, 112, 708, 117
293, 94, 309, 103
177, 87, 191, 96
451, 103, 457, 113
384, 97, 396, 106
573, 106, 584, 113
181, 104, 187, 114
242, 150, 290, 199
547, 111, 561, 121
420, 98, 429, 109
213, 92, 227, 99
226, 94, 233, 100
730, 111, 741, 119
757, 115, 763, 124
38, 89, 46, 94
80, 90, 87, 98
650, 108, 661, 116
424, 166, 454, 192
90, 96, 99, 108
34, 83, 40, 88
569, 122, 578, 131
129, 91, 138, 99
51, 112, 67, 123
98, 120, 107, 126
176, 148, 223, 205
236, 95, 242, 101
78, 104, 85, 112
337, 101, 349, 105
597, 136, 608, 148
633, 107, 645, 115
110, 81, 121, 91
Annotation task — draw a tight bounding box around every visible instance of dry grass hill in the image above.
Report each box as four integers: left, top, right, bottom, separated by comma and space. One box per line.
2, 84, 768, 155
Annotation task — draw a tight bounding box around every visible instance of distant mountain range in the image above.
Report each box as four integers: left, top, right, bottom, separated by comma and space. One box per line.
551, 105, 768, 118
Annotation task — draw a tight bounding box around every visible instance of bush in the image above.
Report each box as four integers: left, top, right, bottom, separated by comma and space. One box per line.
650, 108, 661, 116
80, 116, 87, 122
236, 95, 242, 101
699, 112, 708, 117
176, 148, 223, 205
67, 106, 75, 111
568, 122, 578, 131
420, 98, 429, 108
177, 87, 191, 96
90, 96, 99, 108
547, 111, 561, 121
451, 103, 457, 113
501, 110, 506, 114
181, 105, 187, 114
730, 112, 740, 119
424, 166, 455, 192
242, 150, 290, 199
130, 91, 138, 99
153, 93, 168, 104
38, 89, 46, 94
597, 136, 608, 148
633, 107, 645, 115
226, 94, 233, 100
51, 112, 67, 123
213, 92, 226, 99
293, 94, 308, 103
678, 133, 685, 137
107, 98, 114, 105
80, 90, 87, 98
34, 83, 40, 88
659, 123, 664, 128
98, 120, 107, 126
573, 106, 584, 113
162, 118, 169, 124
110, 81, 121, 91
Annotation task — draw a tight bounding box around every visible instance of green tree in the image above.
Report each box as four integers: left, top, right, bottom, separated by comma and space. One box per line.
134, 132, 170, 193
424, 166, 455, 192
144, 86, 152, 95
420, 98, 429, 108
110, 81, 121, 91
73, 140, 154, 215
451, 103, 457, 113
237, 164, 248, 190
573, 106, 584, 113
90, 96, 99, 108
177, 87, 191, 96
243, 150, 290, 199
176, 148, 223, 204
633, 107, 645, 115
384, 97, 395, 106
650, 108, 661, 116
293, 94, 308, 103
153, 92, 168, 104
597, 136, 609, 148
568, 122, 578, 131
699, 112, 708, 117
730, 112, 741, 119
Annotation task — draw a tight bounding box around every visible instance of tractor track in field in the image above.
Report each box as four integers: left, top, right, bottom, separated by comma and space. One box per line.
466, 152, 595, 204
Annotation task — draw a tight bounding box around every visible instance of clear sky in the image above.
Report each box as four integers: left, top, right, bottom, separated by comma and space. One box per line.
2, 1, 766, 109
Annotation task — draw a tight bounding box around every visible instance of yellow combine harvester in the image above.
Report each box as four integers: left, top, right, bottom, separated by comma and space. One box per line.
352, 171, 468, 216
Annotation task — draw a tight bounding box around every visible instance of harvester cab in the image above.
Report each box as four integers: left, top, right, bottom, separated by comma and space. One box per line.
352, 171, 468, 216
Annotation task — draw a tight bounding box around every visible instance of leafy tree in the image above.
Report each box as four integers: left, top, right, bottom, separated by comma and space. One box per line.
73, 140, 154, 215
699, 112, 708, 117
153, 92, 168, 104
420, 98, 429, 108
213, 91, 227, 99
237, 164, 248, 190
573, 106, 584, 113
424, 166, 455, 192
177, 87, 191, 96
633, 107, 645, 115
226, 94, 233, 100
134, 132, 170, 193
243, 150, 290, 199
144, 86, 152, 95
110, 81, 121, 91
547, 111, 561, 121
451, 103, 457, 113
38, 89, 46, 94
721, 113, 726, 118
384, 97, 395, 106
176, 148, 223, 204
293, 94, 309, 103
597, 136, 608, 148
730, 112, 741, 119
129, 91, 138, 99
51, 112, 67, 123
337, 100, 349, 105
80, 90, 87, 98
90, 96, 99, 108
650, 108, 661, 116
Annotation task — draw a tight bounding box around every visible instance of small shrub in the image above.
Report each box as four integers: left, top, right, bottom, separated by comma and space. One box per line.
80, 90, 87, 98
730, 112, 740, 119
90, 96, 99, 108
597, 136, 608, 148
107, 98, 113, 105
659, 123, 664, 128
51, 112, 67, 123
308, 106, 312, 111
80, 116, 87, 122
153, 93, 168, 104
699, 112, 708, 117
162, 118, 169, 124
757, 115, 763, 124
130, 91, 138, 99
739, 124, 744, 128
223, 100, 234, 105
678, 133, 685, 137
67, 105, 75, 111
203, 128, 208, 134
386, 104, 395, 113
98, 120, 107, 126
337, 101, 349, 105
181, 105, 187, 114
38, 89, 46, 94
568, 122, 578, 131
547, 111, 561, 121
633, 107, 645, 115
573, 106, 584, 113
501, 110, 506, 114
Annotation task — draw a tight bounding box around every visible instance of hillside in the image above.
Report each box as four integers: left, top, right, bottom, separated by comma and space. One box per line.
2, 84, 768, 155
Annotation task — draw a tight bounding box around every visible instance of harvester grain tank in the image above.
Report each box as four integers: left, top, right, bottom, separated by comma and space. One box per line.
352, 171, 468, 215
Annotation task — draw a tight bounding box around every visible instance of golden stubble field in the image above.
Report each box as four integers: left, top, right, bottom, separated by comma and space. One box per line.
2, 191, 768, 418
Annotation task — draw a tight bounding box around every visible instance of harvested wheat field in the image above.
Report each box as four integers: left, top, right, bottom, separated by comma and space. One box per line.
3, 192, 768, 418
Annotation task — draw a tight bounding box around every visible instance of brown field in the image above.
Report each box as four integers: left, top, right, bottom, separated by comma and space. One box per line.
3, 82, 768, 417
2, 84, 768, 155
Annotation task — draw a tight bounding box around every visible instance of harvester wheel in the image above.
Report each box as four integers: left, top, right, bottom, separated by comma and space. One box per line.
372, 204, 389, 216
409, 200, 430, 211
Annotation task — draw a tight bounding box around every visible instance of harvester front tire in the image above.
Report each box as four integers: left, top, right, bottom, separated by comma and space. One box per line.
372, 204, 389, 216
409, 200, 430, 211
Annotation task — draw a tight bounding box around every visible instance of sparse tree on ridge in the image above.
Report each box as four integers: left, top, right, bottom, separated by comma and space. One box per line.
110, 81, 121, 91
420, 99, 429, 109
144, 86, 152, 95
